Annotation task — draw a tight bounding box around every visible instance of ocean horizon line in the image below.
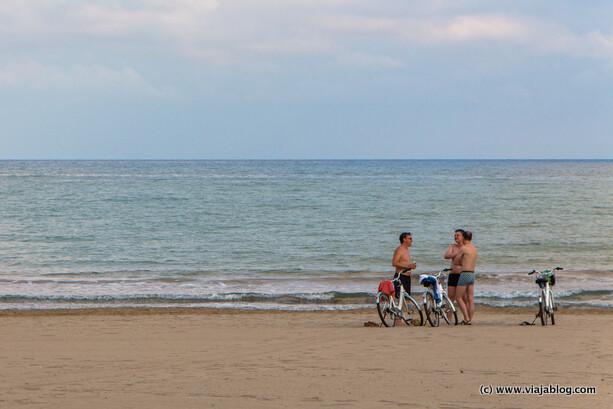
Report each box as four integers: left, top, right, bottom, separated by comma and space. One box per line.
1, 158, 611, 162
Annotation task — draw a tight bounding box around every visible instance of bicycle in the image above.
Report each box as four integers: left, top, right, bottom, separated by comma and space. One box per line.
376, 273, 424, 327
529, 267, 562, 326
420, 268, 458, 327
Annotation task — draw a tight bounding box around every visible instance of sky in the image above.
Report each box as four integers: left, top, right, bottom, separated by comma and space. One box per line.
1, 0, 612, 159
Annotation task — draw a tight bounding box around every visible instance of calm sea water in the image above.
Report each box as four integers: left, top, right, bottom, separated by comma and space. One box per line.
0, 160, 611, 310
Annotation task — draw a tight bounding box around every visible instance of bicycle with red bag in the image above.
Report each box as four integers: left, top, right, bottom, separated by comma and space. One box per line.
376, 273, 423, 327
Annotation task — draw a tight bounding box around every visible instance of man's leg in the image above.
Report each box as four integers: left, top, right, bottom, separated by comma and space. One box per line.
467, 284, 475, 323
446, 286, 457, 322
455, 285, 469, 323
447, 286, 457, 303
400, 274, 411, 296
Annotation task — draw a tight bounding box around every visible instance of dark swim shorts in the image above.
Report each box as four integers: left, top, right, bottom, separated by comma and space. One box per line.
447, 273, 460, 287
393, 271, 412, 295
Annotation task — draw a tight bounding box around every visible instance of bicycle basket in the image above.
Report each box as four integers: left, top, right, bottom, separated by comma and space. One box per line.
439, 274, 447, 287
549, 274, 556, 286
535, 277, 548, 288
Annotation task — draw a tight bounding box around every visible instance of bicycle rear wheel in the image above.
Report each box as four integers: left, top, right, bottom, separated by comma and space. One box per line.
539, 295, 548, 326
424, 292, 439, 327
440, 294, 458, 325
400, 295, 424, 326
377, 292, 396, 327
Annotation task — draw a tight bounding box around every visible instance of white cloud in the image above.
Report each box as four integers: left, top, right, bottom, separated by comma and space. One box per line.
445, 15, 528, 42
514, 21, 613, 61
588, 30, 613, 49
322, 14, 528, 44
335, 52, 402, 69
0, 61, 165, 95
66, 0, 219, 37
0, 0, 219, 39
574, 30, 613, 60
0, 1, 612, 72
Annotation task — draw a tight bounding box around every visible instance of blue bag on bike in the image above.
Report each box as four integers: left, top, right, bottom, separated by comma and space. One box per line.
419, 275, 442, 303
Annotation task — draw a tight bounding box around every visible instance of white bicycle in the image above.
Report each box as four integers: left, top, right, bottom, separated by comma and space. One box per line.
529, 267, 562, 326
420, 269, 458, 326
376, 275, 423, 327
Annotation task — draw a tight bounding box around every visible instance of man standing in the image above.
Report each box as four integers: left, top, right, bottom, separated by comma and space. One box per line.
444, 229, 465, 304
453, 231, 477, 325
392, 232, 417, 297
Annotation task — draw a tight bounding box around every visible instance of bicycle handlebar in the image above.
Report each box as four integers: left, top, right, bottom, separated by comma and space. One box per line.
528, 267, 563, 276
394, 268, 453, 283
423, 269, 452, 280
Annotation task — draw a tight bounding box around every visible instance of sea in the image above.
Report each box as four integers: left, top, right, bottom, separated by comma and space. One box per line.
0, 160, 611, 311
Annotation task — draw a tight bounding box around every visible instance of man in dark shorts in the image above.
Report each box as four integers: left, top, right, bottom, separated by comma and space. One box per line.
444, 229, 465, 304
392, 232, 417, 297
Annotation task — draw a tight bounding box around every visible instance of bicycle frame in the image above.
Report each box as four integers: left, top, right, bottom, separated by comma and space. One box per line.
539, 284, 554, 311
387, 280, 411, 322
389, 285, 405, 311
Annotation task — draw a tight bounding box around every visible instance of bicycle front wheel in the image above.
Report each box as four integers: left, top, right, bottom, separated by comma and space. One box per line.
440, 294, 458, 325
401, 295, 424, 326
377, 292, 396, 327
424, 292, 439, 327
550, 309, 555, 325
549, 290, 556, 325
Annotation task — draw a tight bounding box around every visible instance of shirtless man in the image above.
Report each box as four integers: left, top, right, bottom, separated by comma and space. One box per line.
444, 229, 465, 305
452, 231, 477, 325
392, 232, 417, 297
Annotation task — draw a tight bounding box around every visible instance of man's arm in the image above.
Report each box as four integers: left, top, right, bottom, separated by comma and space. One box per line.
452, 246, 465, 266
444, 244, 458, 259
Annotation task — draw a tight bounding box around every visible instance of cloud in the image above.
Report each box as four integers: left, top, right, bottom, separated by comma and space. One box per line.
0, 1, 612, 71
322, 14, 529, 44
0, 61, 166, 95
66, 0, 219, 38
586, 30, 613, 58
335, 52, 402, 69
445, 15, 528, 42
0, 1, 219, 40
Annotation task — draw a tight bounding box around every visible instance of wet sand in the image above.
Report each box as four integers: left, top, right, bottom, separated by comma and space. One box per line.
0, 307, 611, 408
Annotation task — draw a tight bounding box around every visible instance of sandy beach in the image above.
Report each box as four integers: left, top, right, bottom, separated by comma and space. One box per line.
1, 307, 611, 408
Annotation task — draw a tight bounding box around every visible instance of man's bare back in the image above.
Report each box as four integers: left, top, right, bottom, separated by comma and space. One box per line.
454, 242, 477, 272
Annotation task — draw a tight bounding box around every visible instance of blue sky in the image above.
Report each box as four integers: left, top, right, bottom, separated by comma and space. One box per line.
1, 1, 612, 159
